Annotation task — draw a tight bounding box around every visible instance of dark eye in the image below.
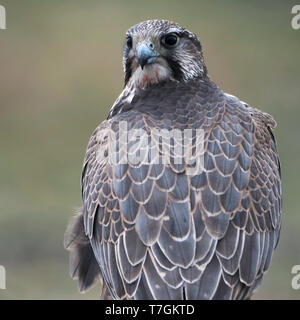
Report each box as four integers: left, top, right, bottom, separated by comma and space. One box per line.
126, 36, 133, 49
161, 33, 179, 48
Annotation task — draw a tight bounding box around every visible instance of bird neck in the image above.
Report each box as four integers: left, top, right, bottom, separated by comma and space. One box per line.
108, 75, 214, 120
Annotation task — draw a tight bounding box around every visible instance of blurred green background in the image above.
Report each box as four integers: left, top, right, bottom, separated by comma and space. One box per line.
0, 0, 299, 299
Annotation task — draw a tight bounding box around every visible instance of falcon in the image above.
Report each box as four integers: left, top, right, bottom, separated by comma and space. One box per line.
64, 19, 282, 300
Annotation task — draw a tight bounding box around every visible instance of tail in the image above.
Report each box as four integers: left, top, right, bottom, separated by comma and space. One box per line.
64, 209, 102, 293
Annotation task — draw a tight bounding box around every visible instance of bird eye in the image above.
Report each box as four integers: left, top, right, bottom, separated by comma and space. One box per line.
126, 36, 133, 49
161, 33, 179, 48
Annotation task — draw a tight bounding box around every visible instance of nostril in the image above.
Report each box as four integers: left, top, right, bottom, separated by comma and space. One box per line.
148, 42, 154, 49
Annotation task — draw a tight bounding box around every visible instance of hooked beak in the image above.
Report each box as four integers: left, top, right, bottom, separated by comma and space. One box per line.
137, 42, 158, 70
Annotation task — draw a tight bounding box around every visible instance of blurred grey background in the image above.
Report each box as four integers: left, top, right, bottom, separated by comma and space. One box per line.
0, 0, 299, 299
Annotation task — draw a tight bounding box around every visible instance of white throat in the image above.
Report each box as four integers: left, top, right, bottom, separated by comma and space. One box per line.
130, 62, 172, 89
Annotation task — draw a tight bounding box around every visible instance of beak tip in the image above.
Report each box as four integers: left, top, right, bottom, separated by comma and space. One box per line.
138, 58, 147, 70
140, 62, 145, 70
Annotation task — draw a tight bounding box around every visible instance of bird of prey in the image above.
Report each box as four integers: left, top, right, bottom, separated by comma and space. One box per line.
64, 19, 282, 300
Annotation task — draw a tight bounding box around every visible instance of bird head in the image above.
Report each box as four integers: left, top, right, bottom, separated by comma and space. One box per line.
123, 20, 207, 88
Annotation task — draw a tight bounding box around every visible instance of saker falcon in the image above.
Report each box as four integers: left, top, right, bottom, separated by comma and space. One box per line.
64, 19, 282, 300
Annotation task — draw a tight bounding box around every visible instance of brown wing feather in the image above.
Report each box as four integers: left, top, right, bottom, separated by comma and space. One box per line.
76, 79, 281, 300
